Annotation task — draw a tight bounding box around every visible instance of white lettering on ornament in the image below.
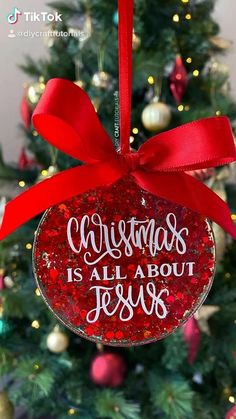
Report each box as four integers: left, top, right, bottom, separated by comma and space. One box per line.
67, 262, 195, 282
67, 212, 189, 265
86, 283, 169, 323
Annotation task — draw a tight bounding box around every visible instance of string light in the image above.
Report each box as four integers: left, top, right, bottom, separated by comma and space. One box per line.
178, 105, 184, 112
130, 136, 135, 144
185, 105, 190, 111
185, 13, 192, 20
19, 180, 26, 188
225, 272, 231, 279
35, 288, 41, 297
231, 214, 236, 221
41, 169, 48, 177
33, 364, 40, 370
181, 0, 189, 3
68, 408, 76, 415
229, 396, 235, 404
215, 110, 221, 116
193, 70, 200, 77
173, 14, 180, 22
147, 75, 155, 85
186, 57, 192, 64
32, 130, 38, 137
132, 127, 139, 135
31, 320, 40, 329
26, 243, 32, 250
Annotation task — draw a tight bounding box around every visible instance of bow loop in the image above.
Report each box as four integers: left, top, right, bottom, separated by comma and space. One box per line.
139, 116, 236, 172
33, 78, 116, 164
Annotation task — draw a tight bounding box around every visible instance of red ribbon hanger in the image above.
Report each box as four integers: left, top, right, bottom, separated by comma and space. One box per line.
1, 0, 236, 240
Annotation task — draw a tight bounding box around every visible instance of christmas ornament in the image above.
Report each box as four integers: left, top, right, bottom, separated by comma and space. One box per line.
90, 352, 126, 387
68, 13, 92, 48
1, 1, 236, 348
74, 80, 85, 89
212, 180, 227, 261
213, 223, 226, 262
225, 405, 236, 419
113, 10, 119, 26
91, 71, 111, 89
20, 95, 32, 129
132, 32, 141, 51
18, 148, 36, 170
195, 305, 220, 335
183, 316, 201, 364
207, 59, 230, 95
18, 148, 37, 171
34, 176, 215, 346
169, 55, 188, 104
46, 326, 69, 353
3, 276, 14, 289
18, 148, 29, 170
210, 36, 232, 50
192, 371, 203, 385
37, 165, 58, 183
142, 99, 171, 132
0, 269, 5, 290
92, 97, 101, 113
186, 168, 215, 182
209, 59, 229, 76
0, 318, 13, 337
27, 78, 46, 108
0, 391, 14, 419
0, 198, 6, 225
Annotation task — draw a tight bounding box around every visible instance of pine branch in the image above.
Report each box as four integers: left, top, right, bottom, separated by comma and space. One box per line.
149, 372, 194, 419
95, 390, 141, 419
12, 357, 55, 398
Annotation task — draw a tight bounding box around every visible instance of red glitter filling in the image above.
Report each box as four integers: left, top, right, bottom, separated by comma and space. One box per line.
33, 176, 215, 346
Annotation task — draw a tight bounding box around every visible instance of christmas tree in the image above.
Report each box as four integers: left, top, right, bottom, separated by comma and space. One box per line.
1, 0, 236, 418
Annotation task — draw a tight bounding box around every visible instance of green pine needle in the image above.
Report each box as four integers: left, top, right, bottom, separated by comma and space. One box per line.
149, 373, 194, 419
95, 390, 141, 419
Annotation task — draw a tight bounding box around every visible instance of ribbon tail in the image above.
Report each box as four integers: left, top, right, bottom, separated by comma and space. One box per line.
133, 170, 236, 239
0, 162, 124, 240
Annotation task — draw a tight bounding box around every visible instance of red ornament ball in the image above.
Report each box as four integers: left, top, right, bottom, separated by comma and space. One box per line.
225, 406, 236, 419
90, 352, 126, 387
20, 96, 32, 130
183, 317, 201, 364
33, 176, 215, 346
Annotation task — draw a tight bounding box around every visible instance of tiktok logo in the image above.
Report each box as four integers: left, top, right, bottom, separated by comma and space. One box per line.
7, 7, 22, 24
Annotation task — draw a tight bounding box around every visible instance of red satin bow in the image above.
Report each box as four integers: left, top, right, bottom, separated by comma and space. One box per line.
0, 77, 236, 240
0, 0, 236, 240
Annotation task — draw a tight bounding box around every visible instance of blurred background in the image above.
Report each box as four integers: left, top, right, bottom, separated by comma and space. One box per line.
1, 1, 236, 419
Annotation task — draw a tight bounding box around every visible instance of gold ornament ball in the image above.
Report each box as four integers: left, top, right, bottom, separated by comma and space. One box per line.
132, 32, 141, 51
37, 165, 58, 183
212, 223, 226, 262
210, 36, 232, 50
46, 328, 69, 353
0, 391, 14, 419
91, 71, 111, 89
142, 101, 171, 132
27, 79, 46, 107
74, 79, 85, 89
212, 180, 227, 262
92, 97, 101, 113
